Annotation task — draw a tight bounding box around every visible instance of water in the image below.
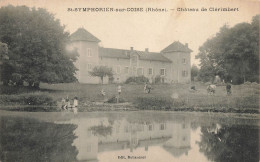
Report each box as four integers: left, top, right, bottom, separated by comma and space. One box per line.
0, 111, 259, 162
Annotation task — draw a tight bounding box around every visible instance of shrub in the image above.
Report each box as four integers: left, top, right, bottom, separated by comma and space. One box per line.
235, 96, 259, 109
135, 97, 173, 110
0, 93, 56, 106
106, 96, 125, 103
125, 76, 149, 84
155, 75, 162, 84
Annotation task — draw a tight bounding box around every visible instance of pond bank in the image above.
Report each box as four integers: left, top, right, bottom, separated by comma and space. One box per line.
0, 101, 258, 114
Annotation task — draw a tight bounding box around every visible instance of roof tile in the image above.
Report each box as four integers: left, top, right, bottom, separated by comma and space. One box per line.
99, 47, 172, 63
161, 41, 193, 53
70, 28, 100, 42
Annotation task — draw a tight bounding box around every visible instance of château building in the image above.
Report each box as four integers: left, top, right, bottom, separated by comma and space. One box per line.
68, 28, 192, 84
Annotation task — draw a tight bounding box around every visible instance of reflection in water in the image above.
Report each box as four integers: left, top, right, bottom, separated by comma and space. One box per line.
56, 115, 191, 161
0, 116, 78, 162
198, 124, 259, 162
0, 112, 259, 162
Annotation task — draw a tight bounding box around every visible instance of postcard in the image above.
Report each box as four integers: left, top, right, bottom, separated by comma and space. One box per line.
0, 0, 259, 162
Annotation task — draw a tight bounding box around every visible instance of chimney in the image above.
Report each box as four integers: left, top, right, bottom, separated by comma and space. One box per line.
185, 43, 188, 47
130, 47, 134, 51
145, 48, 149, 53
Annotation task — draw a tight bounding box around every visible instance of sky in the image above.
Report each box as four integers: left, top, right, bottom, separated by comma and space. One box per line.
0, 0, 259, 65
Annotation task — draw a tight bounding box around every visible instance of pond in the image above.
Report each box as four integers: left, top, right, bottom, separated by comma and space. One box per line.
0, 111, 259, 162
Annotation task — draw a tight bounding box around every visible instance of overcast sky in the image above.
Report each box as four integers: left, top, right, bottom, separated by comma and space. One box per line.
0, 0, 259, 65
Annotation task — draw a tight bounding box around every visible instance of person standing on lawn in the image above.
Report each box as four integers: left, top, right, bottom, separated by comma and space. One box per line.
144, 82, 147, 93
117, 84, 122, 103
117, 84, 122, 95
146, 83, 152, 93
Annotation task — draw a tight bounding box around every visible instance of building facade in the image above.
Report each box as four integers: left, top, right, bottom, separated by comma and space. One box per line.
68, 28, 192, 84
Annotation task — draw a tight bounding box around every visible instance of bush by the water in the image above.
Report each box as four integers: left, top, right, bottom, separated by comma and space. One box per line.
135, 97, 173, 110
0, 92, 56, 106
106, 96, 125, 103
125, 76, 149, 84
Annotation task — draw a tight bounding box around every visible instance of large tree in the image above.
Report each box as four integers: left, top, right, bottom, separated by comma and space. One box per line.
191, 64, 199, 81
198, 124, 259, 162
0, 5, 78, 88
196, 15, 259, 84
89, 66, 113, 84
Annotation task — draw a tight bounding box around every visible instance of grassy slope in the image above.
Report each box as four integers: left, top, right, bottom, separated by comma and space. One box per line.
39, 82, 259, 109
0, 82, 259, 110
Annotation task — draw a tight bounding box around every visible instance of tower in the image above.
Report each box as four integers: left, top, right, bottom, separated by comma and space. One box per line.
161, 41, 192, 83
69, 28, 101, 83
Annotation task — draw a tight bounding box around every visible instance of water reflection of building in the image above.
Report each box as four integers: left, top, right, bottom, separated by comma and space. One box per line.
56, 117, 191, 161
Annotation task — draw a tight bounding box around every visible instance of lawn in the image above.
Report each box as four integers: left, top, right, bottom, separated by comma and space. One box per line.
0, 82, 259, 112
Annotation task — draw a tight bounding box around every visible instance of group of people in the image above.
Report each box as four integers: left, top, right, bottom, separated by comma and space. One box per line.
61, 96, 78, 114
206, 83, 232, 95
100, 84, 122, 102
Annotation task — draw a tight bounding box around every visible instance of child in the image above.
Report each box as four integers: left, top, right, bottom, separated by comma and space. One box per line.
101, 89, 107, 101
144, 83, 147, 93
61, 98, 66, 110
146, 83, 152, 93
73, 97, 78, 114
117, 85, 122, 95
65, 96, 70, 110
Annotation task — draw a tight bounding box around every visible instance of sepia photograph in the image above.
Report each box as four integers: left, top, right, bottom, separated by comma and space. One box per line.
0, 0, 259, 161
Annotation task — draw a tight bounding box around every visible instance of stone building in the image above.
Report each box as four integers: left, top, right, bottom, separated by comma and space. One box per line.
68, 28, 192, 84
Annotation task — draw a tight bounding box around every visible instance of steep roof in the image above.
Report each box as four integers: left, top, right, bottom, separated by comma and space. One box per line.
161, 41, 193, 53
99, 47, 129, 59
135, 51, 172, 62
99, 47, 172, 63
70, 28, 100, 42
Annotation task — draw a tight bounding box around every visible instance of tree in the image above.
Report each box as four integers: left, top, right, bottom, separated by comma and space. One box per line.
196, 15, 259, 84
191, 64, 199, 81
0, 5, 78, 88
198, 124, 259, 162
89, 66, 113, 84
0, 42, 9, 84
0, 116, 78, 162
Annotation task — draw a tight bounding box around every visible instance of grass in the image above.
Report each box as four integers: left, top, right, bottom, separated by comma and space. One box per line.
0, 82, 259, 113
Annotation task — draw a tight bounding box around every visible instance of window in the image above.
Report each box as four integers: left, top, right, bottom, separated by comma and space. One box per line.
182, 123, 186, 129
131, 55, 138, 67
116, 126, 120, 133
132, 67, 137, 75
182, 58, 186, 64
116, 66, 121, 74
160, 123, 166, 130
182, 136, 186, 141
87, 144, 91, 152
87, 130, 92, 137
137, 67, 143, 76
160, 68, 166, 76
148, 124, 153, 131
124, 67, 129, 74
148, 68, 153, 75
182, 70, 188, 77
87, 48, 92, 57
124, 126, 129, 133
87, 64, 92, 70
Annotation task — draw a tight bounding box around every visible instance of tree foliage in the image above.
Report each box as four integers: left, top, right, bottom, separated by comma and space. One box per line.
0, 116, 78, 162
89, 66, 113, 84
196, 15, 259, 84
198, 124, 259, 162
191, 64, 199, 81
0, 5, 78, 87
